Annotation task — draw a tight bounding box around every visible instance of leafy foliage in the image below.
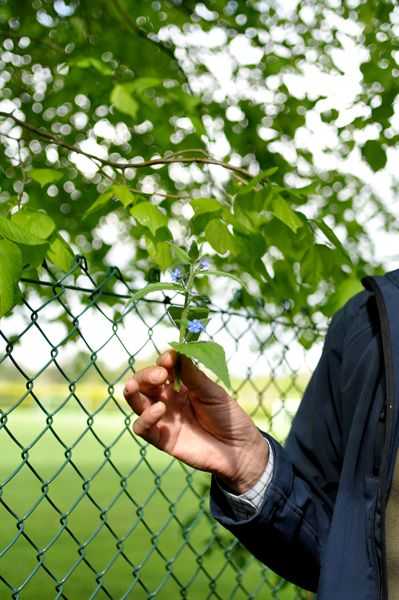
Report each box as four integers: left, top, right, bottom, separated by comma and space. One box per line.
131, 249, 233, 388
0, 0, 394, 322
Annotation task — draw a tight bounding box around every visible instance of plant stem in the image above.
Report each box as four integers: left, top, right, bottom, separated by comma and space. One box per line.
174, 264, 196, 392
179, 264, 196, 343
174, 352, 181, 392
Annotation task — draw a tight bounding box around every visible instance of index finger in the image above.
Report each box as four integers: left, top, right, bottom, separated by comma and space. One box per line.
156, 349, 178, 369
133, 365, 169, 397
156, 349, 178, 383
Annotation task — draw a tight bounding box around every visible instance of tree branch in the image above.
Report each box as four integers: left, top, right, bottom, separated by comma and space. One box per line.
0, 30, 74, 56
89, 156, 189, 200
0, 111, 257, 183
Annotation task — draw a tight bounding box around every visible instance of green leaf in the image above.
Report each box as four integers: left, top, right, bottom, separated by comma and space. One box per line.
190, 213, 216, 236
322, 277, 364, 318
11, 210, 55, 240
233, 197, 261, 231
112, 185, 136, 208
83, 191, 114, 220
197, 269, 244, 286
174, 318, 190, 328
204, 220, 241, 256
239, 231, 267, 264
188, 241, 200, 260
125, 282, 187, 309
146, 226, 173, 244
301, 244, 335, 286
254, 258, 273, 283
110, 83, 139, 120
29, 169, 64, 188
19, 242, 49, 269
168, 306, 209, 327
83, 186, 136, 220
264, 217, 293, 253
145, 237, 174, 272
255, 181, 274, 212
190, 198, 224, 216
312, 219, 351, 264
290, 182, 318, 197
0, 239, 23, 318
125, 77, 162, 94
222, 207, 252, 237
168, 242, 191, 263
74, 56, 114, 76
361, 139, 387, 172
46, 233, 74, 273
0, 215, 50, 246
270, 197, 304, 233
130, 201, 168, 235
236, 167, 278, 195
169, 341, 231, 389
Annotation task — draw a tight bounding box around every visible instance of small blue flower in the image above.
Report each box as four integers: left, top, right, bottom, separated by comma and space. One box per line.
200, 259, 208, 269
171, 268, 182, 282
188, 319, 206, 333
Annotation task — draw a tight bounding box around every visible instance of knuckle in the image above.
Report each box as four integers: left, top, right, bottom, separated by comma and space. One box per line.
134, 367, 157, 385
132, 369, 144, 383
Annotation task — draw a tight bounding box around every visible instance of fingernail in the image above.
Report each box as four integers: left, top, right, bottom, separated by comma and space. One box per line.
150, 368, 162, 383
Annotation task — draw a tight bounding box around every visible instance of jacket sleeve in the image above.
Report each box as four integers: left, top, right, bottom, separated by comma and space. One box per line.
209, 302, 352, 593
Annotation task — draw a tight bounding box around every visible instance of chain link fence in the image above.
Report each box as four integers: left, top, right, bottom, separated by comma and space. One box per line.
0, 256, 325, 600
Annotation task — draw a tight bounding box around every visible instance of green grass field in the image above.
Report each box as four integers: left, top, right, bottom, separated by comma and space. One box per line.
0, 409, 307, 600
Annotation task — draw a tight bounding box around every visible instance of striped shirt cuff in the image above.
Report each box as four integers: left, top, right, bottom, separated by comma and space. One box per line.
216, 439, 274, 521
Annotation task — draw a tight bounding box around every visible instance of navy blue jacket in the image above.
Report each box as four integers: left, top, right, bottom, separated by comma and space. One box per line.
210, 270, 399, 599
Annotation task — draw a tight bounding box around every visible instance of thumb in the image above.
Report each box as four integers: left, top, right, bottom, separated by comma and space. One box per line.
179, 354, 229, 403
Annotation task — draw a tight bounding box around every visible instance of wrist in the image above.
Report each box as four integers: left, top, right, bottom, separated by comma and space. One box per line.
217, 434, 269, 495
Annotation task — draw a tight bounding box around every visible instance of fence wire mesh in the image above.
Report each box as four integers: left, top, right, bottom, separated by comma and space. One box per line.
0, 256, 325, 600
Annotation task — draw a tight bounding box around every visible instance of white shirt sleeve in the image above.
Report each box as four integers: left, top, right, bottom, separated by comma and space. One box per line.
215, 439, 274, 521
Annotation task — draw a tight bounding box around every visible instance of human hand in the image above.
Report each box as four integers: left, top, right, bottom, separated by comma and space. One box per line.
123, 349, 269, 494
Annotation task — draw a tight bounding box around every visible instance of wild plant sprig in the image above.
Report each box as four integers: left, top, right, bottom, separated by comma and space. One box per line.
172, 258, 209, 390
126, 244, 236, 392
179, 262, 197, 344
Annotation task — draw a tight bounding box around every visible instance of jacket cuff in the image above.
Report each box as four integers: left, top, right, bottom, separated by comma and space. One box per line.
209, 433, 303, 549
214, 437, 274, 520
